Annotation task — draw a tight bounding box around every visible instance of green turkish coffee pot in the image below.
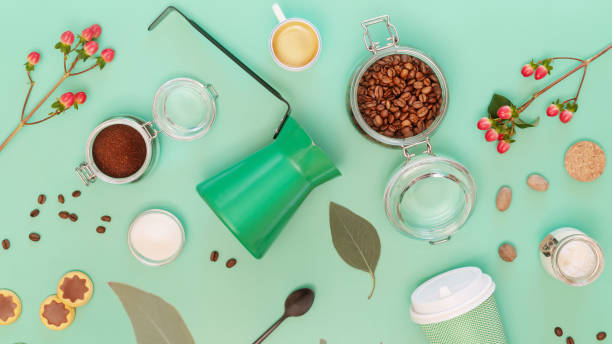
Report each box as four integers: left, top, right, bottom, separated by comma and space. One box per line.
197, 116, 340, 259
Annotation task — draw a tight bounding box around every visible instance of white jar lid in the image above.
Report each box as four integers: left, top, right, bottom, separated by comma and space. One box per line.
410, 267, 495, 324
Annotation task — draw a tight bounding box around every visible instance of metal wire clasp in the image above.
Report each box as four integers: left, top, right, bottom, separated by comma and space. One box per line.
361, 15, 399, 54
402, 137, 433, 161
75, 163, 96, 186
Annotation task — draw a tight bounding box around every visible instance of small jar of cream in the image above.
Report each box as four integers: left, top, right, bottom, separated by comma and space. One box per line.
539, 227, 604, 286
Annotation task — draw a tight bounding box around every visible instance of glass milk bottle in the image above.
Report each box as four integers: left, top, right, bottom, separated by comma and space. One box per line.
539, 227, 604, 286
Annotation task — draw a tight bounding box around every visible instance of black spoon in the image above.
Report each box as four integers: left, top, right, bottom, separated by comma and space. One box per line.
253, 288, 315, 344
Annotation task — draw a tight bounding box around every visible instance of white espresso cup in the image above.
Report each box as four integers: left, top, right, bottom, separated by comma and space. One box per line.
269, 3, 321, 71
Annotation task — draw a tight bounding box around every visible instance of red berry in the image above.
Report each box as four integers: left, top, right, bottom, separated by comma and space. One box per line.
101, 48, 115, 62
477, 117, 491, 130
60, 30, 74, 45
84, 41, 98, 56
74, 92, 87, 105
534, 65, 548, 80
560, 110, 573, 123
546, 104, 560, 117
81, 27, 94, 41
497, 105, 512, 120
497, 140, 510, 154
59, 92, 75, 108
521, 64, 534, 77
485, 129, 499, 142
27, 51, 40, 65
90, 24, 102, 38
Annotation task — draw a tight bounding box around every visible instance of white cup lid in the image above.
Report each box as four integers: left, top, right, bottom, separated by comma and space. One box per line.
410, 267, 495, 324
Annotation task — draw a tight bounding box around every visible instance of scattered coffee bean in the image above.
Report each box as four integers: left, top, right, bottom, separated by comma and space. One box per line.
96, 226, 106, 234
495, 186, 512, 212
58, 194, 65, 204
29, 233, 41, 242
101, 215, 111, 222
527, 173, 549, 192
37, 194, 46, 204
554, 327, 563, 337
597, 331, 607, 340
226, 258, 237, 268
58, 211, 69, 219
72, 190, 81, 198
566, 336, 574, 344
69, 213, 78, 222
498, 243, 517, 262
30, 209, 40, 217
356, 54, 443, 139
210, 250, 219, 262
2, 239, 9, 250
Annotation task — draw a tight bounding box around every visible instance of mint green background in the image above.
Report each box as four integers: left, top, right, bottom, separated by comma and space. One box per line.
0, 0, 611, 343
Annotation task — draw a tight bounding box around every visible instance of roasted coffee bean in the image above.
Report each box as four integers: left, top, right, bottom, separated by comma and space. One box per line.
597, 331, 607, 340
210, 251, 219, 262
30, 209, 40, 217
69, 213, 78, 222
96, 226, 106, 234
58, 194, 65, 204
101, 215, 111, 222
1, 239, 9, 250
37, 194, 46, 204
356, 54, 442, 139
29, 233, 41, 242
72, 190, 81, 198
554, 327, 563, 337
226, 258, 237, 268
58, 211, 69, 219
566, 337, 574, 344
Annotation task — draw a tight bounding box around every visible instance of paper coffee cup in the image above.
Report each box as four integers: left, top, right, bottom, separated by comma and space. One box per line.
410, 267, 507, 344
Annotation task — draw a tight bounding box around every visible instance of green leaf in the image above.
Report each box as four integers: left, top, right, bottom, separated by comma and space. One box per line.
514, 117, 540, 128
108, 282, 195, 344
74, 103, 79, 110
487, 94, 515, 118
54, 42, 62, 49
329, 202, 381, 299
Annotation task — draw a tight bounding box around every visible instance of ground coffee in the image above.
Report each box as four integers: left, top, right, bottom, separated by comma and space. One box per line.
92, 124, 147, 178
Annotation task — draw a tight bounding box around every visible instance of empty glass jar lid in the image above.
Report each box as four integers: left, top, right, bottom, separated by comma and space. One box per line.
153, 77, 217, 141
384, 155, 476, 243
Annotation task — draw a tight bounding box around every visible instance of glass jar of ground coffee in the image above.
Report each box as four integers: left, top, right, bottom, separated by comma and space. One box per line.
347, 15, 475, 244
76, 78, 217, 185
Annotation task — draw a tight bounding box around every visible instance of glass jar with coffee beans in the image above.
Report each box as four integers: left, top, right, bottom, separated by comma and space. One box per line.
76, 78, 217, 185
347, 15, 475, 244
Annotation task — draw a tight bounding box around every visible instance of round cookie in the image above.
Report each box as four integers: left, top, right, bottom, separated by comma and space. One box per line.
57, 271, 94, 308
565, 141, 606, 182
40, 295, 75, 330
0, 290, 21, 325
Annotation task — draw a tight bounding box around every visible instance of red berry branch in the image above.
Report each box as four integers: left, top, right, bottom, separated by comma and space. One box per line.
477, 42, 612, 154
0, 24, 115, 154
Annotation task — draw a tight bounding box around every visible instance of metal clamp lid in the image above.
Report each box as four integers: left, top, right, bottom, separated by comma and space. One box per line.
361, 15, 399, 54
75, 163, 96, 186
402, 137, 434, 161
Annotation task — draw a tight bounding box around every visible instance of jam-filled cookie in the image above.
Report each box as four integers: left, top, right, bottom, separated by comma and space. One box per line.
57, 271, 94, 308
40, 295, 75, 330
0, 290, 21, 325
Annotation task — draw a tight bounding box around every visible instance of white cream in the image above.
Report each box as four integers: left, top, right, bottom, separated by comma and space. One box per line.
128, 210, 184, 265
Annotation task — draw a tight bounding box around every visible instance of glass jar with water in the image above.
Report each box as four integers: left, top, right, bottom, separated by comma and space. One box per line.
347, 15, 476, 244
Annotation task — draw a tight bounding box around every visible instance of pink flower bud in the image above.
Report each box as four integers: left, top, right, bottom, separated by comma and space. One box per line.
559, 110, 573, 123
546, 104, 560, 117
81, 27, 94, 41
60, 31, 74, 45
89, 24, 102, 38
27, 51, 40, 65
534, 65, 548, 80
101, 48, 115, 62
497, 105, 512, 120
59, 92, 75, 108
477, 117, 491, 130
521, 64, 534, 77
485, 129, 499, 142
84, 41, 98, 56
497, 140, 510, 154
74, 92, 87, 105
